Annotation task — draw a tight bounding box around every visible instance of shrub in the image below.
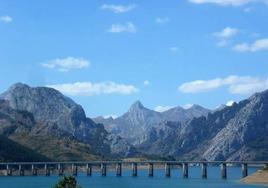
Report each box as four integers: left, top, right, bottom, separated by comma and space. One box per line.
53, 176, 82, 188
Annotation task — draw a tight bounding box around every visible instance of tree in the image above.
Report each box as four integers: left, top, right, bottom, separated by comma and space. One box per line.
53, 176, 82, 188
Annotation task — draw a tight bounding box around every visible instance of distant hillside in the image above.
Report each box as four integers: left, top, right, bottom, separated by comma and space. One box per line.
138, 90, 268, 161
0, 135, 49, 162
93, 101, 210, 145
1, 82, 268, 162
0, 98, 102, 161
0, 83, 138, 162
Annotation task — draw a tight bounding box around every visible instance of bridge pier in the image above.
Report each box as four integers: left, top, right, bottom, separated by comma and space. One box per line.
0, 161, 265, 178
116, 163, 122, 176
242, 163, 248, 178
18, 165, 24, 176
165, 163, 171, 177
45, 164, 50, 176
86, 164, 92, 176
183, 163, 189, 178
132, 163, 137, 177
72, 164, 78, 176
32, 164, 37, 176
6, 164, 12, 176
58, 164, 63, 176
201, 163, 207, 179
101, 163, 107, 176
221, 163, 227, 179
148, 163, 154, 177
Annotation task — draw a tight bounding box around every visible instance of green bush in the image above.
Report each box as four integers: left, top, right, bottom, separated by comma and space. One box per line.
53, 176, 82, 188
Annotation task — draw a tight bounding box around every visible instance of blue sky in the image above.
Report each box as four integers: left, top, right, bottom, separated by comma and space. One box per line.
0, 0, 268, 117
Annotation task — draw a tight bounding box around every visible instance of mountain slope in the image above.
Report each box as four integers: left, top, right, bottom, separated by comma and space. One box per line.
111, 101, 164, 144
138, 90, 268, 161
162, 104, 210, 123
94, 101, 210, 145
0, 98, 101, 161
0, 83, 137, 161
0, 135, 50, 162
0, 83, 108, 147
202, 91, 268, 160
2, 83, 267, 161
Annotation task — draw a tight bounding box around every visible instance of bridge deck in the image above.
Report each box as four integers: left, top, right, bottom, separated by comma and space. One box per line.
0, 161, 267, 165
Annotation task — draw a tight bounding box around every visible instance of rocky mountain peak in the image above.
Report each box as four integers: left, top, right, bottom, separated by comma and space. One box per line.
187, 104, 202, 110
9, 82, 29, 89
0, 83, 138, 158
128, 100, 145, 112
0, 83, 85, 128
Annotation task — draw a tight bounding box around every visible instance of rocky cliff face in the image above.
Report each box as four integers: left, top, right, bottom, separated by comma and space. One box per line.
110, 101, 164, 145
94, 101, 210, 145
161, 105, 210, 123
1, 83, 267, 161
0, 83, 137, 160
1, 83, 98, 136
138, 90, 268, 161
202, 92, 268, 160
0, 98, 98, 161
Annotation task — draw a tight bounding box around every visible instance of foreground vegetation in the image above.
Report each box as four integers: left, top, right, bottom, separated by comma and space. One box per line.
53, 176, 82, 188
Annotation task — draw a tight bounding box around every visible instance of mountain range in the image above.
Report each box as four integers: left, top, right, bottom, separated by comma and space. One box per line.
93, 101, 210, 145
0, 83, 267, 162
0, 83, 137, 161
138, 92, 268, 161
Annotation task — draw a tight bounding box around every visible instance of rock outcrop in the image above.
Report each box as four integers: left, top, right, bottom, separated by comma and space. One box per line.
0, 83, 137, 161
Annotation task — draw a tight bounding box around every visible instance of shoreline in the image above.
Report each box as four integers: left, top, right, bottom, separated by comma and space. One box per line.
241, 168, 268, 186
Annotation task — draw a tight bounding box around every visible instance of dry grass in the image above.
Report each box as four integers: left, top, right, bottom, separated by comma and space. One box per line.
242, 168, 268, 185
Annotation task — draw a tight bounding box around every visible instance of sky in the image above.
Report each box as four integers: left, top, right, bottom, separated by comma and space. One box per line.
0, 0, 268, 118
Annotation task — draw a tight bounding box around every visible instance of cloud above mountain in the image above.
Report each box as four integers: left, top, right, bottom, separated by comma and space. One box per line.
189, 0, 268, 6
233, 38, 268, 52
41, 57, 90, 72
155, 17, 170, 24
154, 105, 174, 112
101, 4, 136, 13
107, 22, 137, 33
47, 81, 139, 96
178, 75, 268, 95
213, 27, 239, 47
0, 15, 12, 23
143, 80, 150, 86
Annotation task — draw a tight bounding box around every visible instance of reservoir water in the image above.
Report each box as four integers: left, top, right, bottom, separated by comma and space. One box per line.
0, 166, 266, 188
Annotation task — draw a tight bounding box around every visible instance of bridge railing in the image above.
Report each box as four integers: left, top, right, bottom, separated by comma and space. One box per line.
0, 161, 267, 178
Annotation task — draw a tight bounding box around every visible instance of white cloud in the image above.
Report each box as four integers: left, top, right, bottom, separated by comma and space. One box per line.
216, 40, 229, 47
250, 33, 260, 38
214, 27, 239, 38
47, 81, 139, 96
155, 17, 170, 24
233, 38, 268, 52
154, 105, 174, 112
0, 16, 12, 23
103, 114, 118, 119
183, 104, 194, 109
226, 100, 235, 106
143, 80, 150, 86
178, 75, 268, 95
189, 0, 268, 6
170, 47, 179, 52
107, 22, 137, 33
101, 4, 136, 13
243, 7, 253, 12
41, 57, 90, 72
213, 27, 239, 47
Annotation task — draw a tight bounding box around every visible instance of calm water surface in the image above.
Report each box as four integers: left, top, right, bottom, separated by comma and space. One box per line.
0, 166, 266, 188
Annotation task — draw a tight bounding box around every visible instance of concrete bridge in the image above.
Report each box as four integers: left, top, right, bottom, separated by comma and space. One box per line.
0, 161, 267, 178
